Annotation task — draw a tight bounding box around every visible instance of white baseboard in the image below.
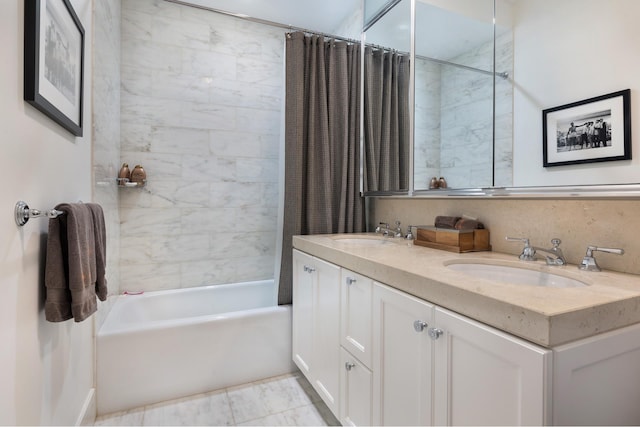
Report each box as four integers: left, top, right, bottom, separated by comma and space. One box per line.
76, 388, 96, 426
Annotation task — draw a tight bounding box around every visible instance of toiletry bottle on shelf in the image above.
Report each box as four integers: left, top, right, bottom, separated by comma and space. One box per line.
438, 176, 448, 189
429, 177, 439, 189
118, 163, 130, 186
130, 165, 146, 186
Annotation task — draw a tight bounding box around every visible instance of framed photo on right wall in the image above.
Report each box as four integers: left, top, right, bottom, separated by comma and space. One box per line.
542, 89, 631, 167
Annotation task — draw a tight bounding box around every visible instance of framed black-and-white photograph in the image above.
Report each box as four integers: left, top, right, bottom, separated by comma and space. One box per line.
542, 89, 631, 167
24, 0, 85, 136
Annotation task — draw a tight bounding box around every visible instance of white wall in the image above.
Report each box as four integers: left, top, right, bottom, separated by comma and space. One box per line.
0, 0, 95, 424
513, 0, 640, 186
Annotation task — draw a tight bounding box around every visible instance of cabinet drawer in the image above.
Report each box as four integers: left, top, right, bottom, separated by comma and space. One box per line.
341, 269, 373, 368
340, 347, 373, 427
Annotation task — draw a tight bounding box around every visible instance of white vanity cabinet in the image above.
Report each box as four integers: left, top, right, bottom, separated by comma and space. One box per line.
372, 283, 550, 426
294, 251, 551, 425
433, 307, 550, 426
340, 347, 373, 426
372, 283, 434, 426
293, 239, 640, 426
291, 249, 341, 415
552, 321, 640, 425
341, 269, 373, 368
339, 269, 374, 426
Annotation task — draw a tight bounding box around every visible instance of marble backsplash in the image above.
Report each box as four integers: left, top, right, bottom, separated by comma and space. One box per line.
119, 0, 283, 292
370, 197, 640, 276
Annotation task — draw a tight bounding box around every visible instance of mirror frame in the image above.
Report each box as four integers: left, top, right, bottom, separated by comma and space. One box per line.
361, 0, 640, 199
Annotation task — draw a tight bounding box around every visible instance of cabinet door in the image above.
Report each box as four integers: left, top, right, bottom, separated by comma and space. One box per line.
373, 283, 434, 426
340, 347, 373, 427
433, 307, 550, 426
312, 256, 341, 416
553, 322, 640, 425
341, 269, 373, 369
292, 250, 314, 377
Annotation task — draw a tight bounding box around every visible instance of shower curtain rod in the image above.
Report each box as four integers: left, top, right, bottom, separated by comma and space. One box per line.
163, 0, 360, 44
416, 55, 509, 79
163, 0, 508, 79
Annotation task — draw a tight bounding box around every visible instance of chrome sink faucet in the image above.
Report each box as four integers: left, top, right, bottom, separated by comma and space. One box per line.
375, 222, 389, 235
579, 245, 624, 271
404, 225, 416, 240
533, 239, 566, 266
505, 236, 536, 261
375, 221, 402, 238
505, 237, 567, 265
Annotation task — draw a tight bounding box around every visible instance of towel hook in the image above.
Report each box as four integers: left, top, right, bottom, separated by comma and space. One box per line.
15, 201, 64, 227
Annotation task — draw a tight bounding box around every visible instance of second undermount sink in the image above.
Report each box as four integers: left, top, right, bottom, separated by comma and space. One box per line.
445, 262, 588, 288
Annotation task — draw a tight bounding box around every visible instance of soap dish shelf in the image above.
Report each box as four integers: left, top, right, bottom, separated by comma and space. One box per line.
117, 178, 146, 188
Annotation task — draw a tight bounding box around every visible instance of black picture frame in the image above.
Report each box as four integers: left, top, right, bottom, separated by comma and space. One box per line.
24, 0, 85, 136
542, 89, 631, 167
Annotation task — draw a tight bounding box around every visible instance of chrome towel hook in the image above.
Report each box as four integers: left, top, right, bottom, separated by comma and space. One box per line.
15, 201, 65, 227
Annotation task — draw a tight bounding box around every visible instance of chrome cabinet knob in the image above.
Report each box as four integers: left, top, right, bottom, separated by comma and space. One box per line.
345, 361, 356, 371
346, 277, 357, 285
428, 328, 444, 340
413, 320, 428, 332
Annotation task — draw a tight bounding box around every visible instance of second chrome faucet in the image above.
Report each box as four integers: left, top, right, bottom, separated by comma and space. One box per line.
507, 236, 625, 271
505, 236, 567, 266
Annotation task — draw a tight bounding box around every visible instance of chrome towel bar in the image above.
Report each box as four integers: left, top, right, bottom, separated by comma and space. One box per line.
15, 201, 65, 227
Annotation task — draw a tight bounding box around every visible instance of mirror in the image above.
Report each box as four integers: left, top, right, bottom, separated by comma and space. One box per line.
362, 0, 509, 193
413, 0, 503, 190
364, 0, 640, 196
362, 0, 411, 192
511, 0, 640, 188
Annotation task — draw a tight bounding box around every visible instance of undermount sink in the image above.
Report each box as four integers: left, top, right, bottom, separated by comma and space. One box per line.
331, 236, 391, 245
445, 262, 588, 288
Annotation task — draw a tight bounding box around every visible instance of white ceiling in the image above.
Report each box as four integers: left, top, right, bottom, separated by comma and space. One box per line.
173, 0, 508, 61
176, 0, 362, 36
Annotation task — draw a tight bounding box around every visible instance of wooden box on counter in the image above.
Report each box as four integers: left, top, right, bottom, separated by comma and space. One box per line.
414, 226, 491, 253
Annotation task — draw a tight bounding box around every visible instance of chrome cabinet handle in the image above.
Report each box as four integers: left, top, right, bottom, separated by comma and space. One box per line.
346, 277, 357, 285
303, 265, 315, 273
413, 320, 428, 332
345, 361, 356, 371
428, 328, 444, 340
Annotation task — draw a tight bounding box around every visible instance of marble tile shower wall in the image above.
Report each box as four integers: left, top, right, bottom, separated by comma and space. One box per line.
413, 32, 513, 190
93, 0, 121, 328
414, 59, 442, 189
119, 0, 283, 292
439, 32, 513, 189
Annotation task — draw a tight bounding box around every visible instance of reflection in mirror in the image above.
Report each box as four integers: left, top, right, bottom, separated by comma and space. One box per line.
513, 0, 640, 188
364, 0, 399, 27
493, 3, 513, 188
363, 0, 411, 192
413, 0, 513, 190
364, 0, 640, 196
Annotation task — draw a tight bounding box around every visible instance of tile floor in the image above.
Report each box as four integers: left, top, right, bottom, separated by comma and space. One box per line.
94, 371, 341, 426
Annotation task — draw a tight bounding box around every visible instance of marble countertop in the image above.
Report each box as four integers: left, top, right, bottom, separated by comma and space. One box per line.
293, 233, 640, 347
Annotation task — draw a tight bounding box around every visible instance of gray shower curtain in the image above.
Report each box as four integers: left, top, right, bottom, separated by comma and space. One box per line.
278, 32, 364, 305
363, 47, 410, 192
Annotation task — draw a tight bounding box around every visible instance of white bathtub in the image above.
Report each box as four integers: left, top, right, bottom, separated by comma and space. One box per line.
96, 280, 295, 415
